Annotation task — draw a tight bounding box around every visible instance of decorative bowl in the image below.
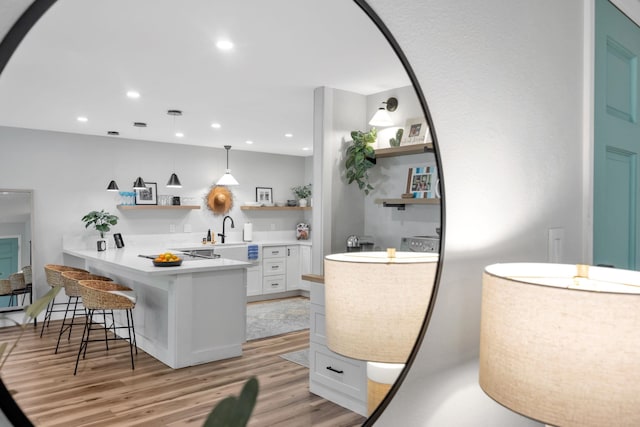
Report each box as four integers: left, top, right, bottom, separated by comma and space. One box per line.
287, 200, 297, 206
244, 201, 261, 207
275, 201, 286, 207
153, 259, 183, 267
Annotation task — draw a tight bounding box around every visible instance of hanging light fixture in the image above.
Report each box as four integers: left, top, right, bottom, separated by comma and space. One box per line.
166, 110, 183, 188
133, 177, 146, 189
368, 97, 398, 127
106, 180, 119, 192
166, 173, 182, 188
216, 145, 239, 186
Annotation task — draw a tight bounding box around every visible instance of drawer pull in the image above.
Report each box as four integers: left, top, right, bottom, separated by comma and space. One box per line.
271, 283, 280, 287
271, 265, 279, 269
326, 366, 344, 374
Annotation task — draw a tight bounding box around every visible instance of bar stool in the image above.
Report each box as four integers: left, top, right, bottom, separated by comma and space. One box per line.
42, 264, 88, 337
74, 280, 137, 375
0, 279, 12, 306
8, 272, 26, 307
55, 271, 113, 354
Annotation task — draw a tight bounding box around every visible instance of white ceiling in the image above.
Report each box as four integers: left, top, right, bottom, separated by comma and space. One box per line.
0, 0, 411, 157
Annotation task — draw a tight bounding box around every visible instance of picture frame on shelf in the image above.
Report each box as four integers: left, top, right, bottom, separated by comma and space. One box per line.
406, 166, 439, 199
135, 182, 158, 205
256, 187, 273, 205
401, 117, 431, 146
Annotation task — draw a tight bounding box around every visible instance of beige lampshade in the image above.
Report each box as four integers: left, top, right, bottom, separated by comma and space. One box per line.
324, 251, 439, 363
479, 263, 640, 427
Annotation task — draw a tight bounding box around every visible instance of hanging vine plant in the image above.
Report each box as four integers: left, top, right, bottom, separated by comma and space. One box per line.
345, 128, 377, 195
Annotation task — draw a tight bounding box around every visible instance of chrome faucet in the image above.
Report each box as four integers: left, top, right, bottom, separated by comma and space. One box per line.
218, 215, 235, 243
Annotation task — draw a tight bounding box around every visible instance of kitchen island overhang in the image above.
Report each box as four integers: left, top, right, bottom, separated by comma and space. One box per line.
63, 247, 250, 369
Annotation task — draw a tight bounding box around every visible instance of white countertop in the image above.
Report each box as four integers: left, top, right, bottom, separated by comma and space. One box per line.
63, 247, 250, 276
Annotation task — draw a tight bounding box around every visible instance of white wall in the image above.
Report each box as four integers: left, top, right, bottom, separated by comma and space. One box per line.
0, 126, 307, 297
371, 0, 585, 425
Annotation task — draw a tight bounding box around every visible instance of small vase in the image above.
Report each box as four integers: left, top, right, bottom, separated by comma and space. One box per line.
298, 198, 308, 207
97, 234, 107, 251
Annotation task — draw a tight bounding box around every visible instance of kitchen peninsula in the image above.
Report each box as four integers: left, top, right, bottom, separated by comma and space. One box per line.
63, 245, 250, 369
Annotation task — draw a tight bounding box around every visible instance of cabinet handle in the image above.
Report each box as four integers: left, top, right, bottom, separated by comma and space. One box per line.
271, 265, 279, 270
326, 366, 344, 374
288, 248, 290, 256
271, 283, 280, 287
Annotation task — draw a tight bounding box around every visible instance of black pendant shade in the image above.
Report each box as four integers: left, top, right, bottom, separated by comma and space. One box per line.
106, 180, 119, 191
133, 177, 146, 189
166, 173, 182, 188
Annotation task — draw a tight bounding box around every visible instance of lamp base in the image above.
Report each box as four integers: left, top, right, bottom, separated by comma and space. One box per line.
367, 378, 392, 415
366, 362, 404, 415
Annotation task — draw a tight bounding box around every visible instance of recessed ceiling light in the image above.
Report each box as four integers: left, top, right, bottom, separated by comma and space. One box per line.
211, 123, 221, 129
216, 40, 234, 50
126, 90, 140, 99
245, 140, 254, 145
285, 133, 293, 138
175, 132, 184, 138
133, 122, 147, 127
77, 116, 88, 122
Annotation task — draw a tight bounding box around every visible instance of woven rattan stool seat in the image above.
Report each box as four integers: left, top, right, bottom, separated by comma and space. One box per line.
74, 280, 137, 375
41, 264, 89, 338
53, 272, 113, 354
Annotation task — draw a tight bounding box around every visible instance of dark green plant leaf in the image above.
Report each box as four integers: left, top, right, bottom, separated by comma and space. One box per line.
202, 377, 259, 427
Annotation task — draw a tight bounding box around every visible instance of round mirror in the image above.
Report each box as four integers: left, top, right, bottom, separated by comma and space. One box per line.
0, 1, 443, 425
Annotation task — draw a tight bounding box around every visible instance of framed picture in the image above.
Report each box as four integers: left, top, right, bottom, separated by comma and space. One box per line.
406, 166, 439, 199
256, 187, 273, 204
135, 182, 158, 205
401, 117, 431, 146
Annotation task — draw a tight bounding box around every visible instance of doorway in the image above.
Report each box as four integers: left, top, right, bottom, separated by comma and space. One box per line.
593, 0, 640, 269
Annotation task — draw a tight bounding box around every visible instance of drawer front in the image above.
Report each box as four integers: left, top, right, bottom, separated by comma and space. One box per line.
263, 259, 285, 276
310, 343, 367, 399
263, 246, 286, 258
310, 304, 326, 345
262, 275, 286, 293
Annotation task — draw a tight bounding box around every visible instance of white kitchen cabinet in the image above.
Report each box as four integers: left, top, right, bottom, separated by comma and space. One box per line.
299, 245, 312, 291
309, 281, 367, 416
262, 245, 286, 294
286, 245, 300, 291
246, 265, 262, 297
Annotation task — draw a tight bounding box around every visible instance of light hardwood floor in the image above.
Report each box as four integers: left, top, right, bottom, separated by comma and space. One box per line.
1, 318, 366, 426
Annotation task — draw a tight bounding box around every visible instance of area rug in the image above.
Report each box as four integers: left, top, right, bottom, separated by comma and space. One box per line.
279, 348, 310, 368
246, 297, 310, 341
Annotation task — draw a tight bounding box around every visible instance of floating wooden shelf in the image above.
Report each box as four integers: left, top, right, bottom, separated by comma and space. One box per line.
374, 143, 434, 158
374, 198, 440, 210
117, 205, 200, 210
240, 206, 311, 211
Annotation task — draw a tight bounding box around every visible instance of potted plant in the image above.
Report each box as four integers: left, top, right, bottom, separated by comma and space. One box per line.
345, 128, 377, 194
291, 184, 312, 207
82, 209, 118, 250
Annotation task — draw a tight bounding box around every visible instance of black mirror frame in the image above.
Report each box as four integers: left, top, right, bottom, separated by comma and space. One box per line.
0, 1, 445, 425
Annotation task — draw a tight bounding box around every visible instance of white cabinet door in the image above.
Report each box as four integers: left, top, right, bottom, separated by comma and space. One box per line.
286, 245, 300, 291
246, 265, 261, 297
299, 245, 312, 291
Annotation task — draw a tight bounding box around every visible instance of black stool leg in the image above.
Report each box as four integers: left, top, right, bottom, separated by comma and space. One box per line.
74, 308, 93, 375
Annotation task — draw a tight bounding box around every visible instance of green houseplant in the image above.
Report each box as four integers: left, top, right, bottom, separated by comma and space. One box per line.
291, 184, 312, 200
345, 128, 377, 194
82, 209, 119, 238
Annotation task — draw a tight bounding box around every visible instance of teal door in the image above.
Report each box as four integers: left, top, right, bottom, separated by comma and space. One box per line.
0, 237, 19, 306
594, 0, 640, 269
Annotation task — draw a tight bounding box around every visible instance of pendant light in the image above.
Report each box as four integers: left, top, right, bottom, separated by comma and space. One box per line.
133, 177, 146, 189
106, 180, 119, 192
216, 145, 239, 186
368, 97, 398, 127
166, 110, 183, 188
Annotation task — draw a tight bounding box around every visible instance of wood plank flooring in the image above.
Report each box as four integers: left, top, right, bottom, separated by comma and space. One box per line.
0, 318, 366, 426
